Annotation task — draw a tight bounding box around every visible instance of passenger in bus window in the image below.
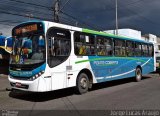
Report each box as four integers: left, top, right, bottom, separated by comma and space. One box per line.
79, 43, 86, 55
31, 47, 43, 60
86, 46, 91, 55
107, 49, 112, 56
64, 41, 70, 55
90, 46, 95, 55
122, 47, 126, 56
22, 47, 29, 59
53, 39, 60, 56
98, 47, 105, 55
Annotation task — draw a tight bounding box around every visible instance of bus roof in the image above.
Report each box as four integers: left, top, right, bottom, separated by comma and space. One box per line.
13, 20, 153, 44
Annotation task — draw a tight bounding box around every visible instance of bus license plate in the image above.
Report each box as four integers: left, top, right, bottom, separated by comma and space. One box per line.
15, 82, 22, 87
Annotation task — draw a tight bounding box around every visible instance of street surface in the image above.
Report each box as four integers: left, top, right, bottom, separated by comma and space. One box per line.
0, 73, 160, 116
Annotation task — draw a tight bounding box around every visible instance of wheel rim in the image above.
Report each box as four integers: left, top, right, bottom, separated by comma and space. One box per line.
80, 77, 87, 89
136, 69, 141, 80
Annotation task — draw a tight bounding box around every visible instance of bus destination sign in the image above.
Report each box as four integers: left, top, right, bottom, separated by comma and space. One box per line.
15, 24, 38, 35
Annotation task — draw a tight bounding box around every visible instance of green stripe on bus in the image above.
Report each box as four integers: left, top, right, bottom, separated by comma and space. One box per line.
82, 28, 152, 43
75, 57, 153, 65
82, 28, 128, 39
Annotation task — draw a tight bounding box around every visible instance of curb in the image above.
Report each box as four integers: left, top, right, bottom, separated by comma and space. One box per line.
0, 74, 8, 78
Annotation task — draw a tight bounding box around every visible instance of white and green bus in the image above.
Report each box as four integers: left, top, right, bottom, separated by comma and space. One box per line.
7, 21, 155, 94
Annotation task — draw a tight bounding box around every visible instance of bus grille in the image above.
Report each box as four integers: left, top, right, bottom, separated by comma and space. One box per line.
10, 75, 31, 81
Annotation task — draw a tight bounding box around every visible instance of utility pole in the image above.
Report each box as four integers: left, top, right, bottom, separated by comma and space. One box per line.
26, 14, 33, 21
54, 0, 60, 23
115, 0, 118, 35
75, 22, 78, 26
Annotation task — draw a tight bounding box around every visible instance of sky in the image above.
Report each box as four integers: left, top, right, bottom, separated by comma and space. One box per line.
0, 0, 160, 36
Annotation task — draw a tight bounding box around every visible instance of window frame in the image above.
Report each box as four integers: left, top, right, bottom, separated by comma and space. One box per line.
114, 39, 126, 57
74, 31, 96, 56
96, 35, 113, 56
134, 42, 142, 57
141, 43, 149, 57
126, 40, 135, 57
148, 44, 154, 57
46, 27, 71, 68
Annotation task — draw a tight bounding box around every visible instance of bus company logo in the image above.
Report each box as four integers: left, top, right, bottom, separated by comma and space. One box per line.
10, 70, 32, 77
94, 61, 118, 66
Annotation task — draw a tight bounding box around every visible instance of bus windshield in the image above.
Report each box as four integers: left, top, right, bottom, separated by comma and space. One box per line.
10, 34, 45, 65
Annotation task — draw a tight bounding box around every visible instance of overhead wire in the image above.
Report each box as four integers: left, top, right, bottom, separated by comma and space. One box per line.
60, 11, 102, 30
7, 0, 52, 10
2, 0, 103, 30
15, 8, 51, 17
0, 0, 159, 34
101, 0, 160, 31
0, 0, 108, 30
0, 9, 53, 21
0, 2, 53, 17
117, 1, 160, 27
59, 0, 71, 12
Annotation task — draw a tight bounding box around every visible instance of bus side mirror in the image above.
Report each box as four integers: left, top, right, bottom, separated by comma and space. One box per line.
5, 37, 12, 54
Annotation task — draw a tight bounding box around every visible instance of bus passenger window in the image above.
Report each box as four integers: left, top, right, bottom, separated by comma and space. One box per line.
126, 41, 134, 57
148, 44, 153, 57
135, 43, 142, 57
142, 44, 148, 56
105, 38, 112, 56
97, 37, 106, 56
74, 32, 95, 56
114, 39, 125, 57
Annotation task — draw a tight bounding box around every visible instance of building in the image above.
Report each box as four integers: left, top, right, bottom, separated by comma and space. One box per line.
104, 28, 142, 40
142, 34, 157, 44
142, 34, 160, 54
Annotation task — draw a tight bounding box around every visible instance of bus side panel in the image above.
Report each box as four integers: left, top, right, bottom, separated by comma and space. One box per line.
88, 56, 154, 83
50, 56, 94, 90
141, 57, 154, 75
69, 56, 97, 87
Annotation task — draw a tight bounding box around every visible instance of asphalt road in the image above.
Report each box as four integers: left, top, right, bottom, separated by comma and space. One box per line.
0, 73, 160, 116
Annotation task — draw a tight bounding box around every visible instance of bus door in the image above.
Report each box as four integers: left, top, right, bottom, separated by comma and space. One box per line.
47, 27, 71, 90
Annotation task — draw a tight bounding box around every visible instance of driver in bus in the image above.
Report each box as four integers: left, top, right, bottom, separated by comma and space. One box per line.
31, 47, 43, 60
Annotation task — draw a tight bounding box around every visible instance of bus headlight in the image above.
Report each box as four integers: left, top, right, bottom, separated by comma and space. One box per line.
35, 74, 39, 78
29, 71, 44, 81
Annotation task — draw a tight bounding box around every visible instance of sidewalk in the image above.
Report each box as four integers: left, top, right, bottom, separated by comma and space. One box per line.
0, 74, 8, 78
0, 74, 10, 91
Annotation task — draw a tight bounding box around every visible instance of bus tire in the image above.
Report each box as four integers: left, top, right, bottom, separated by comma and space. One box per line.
135, 68, 142, 82
76, 73, 89, 94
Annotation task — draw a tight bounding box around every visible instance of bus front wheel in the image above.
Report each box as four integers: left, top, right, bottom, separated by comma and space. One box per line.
135, 68, 142, 82
76, 73, 89, 94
